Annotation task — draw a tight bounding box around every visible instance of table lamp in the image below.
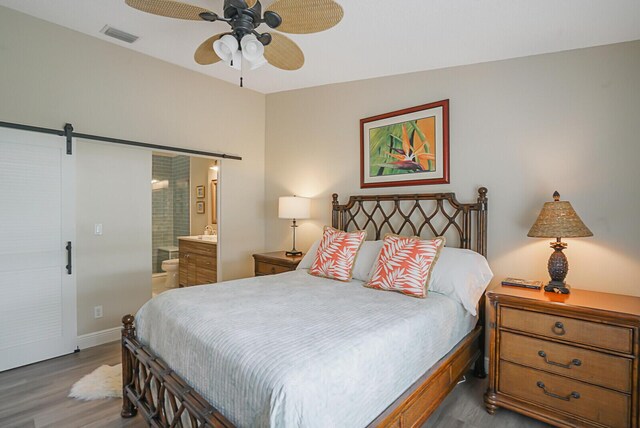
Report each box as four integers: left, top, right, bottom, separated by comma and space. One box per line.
527, 191, 593, 294
279, 196, 310, 257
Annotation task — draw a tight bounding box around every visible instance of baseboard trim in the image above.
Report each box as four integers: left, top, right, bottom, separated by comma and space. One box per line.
77, 326, 120, 350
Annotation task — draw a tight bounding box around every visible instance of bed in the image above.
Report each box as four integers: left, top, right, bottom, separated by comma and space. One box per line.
121, 188, 489, 427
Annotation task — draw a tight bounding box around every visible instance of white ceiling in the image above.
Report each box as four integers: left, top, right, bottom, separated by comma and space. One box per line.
1, 0, 639, 94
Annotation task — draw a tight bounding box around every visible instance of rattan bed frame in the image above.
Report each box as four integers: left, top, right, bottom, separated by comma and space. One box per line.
121, 187, 488, 427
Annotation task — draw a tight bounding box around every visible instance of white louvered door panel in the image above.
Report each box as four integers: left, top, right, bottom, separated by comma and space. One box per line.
0, 127, 76, 371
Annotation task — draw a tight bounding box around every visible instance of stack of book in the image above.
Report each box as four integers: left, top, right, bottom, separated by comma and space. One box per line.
501, 277, 543, 290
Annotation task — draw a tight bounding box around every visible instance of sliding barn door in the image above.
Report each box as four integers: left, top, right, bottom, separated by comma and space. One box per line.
0, 127, 76, 371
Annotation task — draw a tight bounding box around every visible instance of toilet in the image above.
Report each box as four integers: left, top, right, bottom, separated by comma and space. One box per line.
161, 258, 180, 289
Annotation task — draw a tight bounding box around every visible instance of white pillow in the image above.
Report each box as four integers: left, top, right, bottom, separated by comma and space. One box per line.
351, 240, 383, 282
299, 239, 493, 313
296, 239, 320, 270
428, 247, 493, 316
297, 239, 383, 282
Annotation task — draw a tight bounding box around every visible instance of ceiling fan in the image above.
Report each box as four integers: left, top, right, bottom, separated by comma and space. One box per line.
125, 0, 344, 79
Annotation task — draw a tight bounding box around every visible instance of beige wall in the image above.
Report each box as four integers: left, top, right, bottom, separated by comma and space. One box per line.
265, 41, 640, 297
0, 7, 266, 334
76, 142, 151, 335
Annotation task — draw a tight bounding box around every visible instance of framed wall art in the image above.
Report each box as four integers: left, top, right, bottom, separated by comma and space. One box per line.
196, 185, 205, 199
196, 200, 205, 214
360, 99, 449, 188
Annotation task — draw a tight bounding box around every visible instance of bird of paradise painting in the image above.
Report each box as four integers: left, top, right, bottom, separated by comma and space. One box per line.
360, 100, 449, 188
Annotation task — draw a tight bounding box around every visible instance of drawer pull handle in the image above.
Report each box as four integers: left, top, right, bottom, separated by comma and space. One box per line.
536, 381, 580, 401
552, 321, 566, 335
537, 351, 582, 368
270, 267, 276, 274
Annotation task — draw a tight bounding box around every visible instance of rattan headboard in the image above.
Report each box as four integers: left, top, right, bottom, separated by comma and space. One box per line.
331, 187, 488, 257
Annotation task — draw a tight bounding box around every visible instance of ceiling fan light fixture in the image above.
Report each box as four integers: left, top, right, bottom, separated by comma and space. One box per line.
213, 34, 239, 62
240, 34, 267, 70
126, 0, 346, 75
240, 34, 264, 61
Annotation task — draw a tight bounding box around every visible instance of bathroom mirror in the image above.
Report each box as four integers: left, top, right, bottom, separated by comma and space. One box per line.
210, 179, 217, 224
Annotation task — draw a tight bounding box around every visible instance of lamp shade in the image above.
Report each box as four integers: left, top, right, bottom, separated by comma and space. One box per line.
213, 34, 238, 63
240, 34, 267, 70
279, 196, 310, 219
241, 34, 265, 61
527, 191, 593, 238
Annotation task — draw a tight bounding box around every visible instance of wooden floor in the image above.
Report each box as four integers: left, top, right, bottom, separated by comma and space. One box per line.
426, 372, 550, 428
0, 342, 550, 428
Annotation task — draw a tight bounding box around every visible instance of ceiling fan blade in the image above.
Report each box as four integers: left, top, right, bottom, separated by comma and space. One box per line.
266, 0, 343, 34
194, 34, 224, 65
264, 33, 304, 70
125, 0, 211, 20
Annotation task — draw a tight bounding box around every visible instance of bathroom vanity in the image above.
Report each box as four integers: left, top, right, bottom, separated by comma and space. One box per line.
178, 237, 217, 287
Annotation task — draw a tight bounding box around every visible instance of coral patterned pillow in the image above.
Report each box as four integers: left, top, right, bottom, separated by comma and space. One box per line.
309, 226, 367, 282
366, 234, 445, 298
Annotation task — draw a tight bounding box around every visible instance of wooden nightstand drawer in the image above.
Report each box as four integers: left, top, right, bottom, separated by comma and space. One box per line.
499, 361, 629, 428
501, 306, 633, 354
255, 261, 292, 276
253, 251, 303, 276
500, 331, 632, 392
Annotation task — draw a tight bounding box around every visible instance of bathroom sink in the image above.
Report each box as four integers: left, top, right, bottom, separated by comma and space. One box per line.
179, 235, 218, 243
196, 235, 217, 243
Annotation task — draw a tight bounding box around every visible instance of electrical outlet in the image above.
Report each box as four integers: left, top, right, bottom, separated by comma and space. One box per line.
94, 305, 103, 319
94, 223, 103, 235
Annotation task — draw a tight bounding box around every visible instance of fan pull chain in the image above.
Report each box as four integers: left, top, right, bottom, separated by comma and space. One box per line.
240, 58, 244, 88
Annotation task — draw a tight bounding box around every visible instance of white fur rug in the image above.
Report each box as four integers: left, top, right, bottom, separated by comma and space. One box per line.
69, 364, 122, 400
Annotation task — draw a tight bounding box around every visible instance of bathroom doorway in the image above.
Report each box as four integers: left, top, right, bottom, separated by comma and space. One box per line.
151, 153, 219, 296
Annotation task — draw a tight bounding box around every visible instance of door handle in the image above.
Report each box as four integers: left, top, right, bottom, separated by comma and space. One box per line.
65, 241, 72, 274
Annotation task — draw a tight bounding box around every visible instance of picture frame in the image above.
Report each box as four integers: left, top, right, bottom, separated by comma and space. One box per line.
196, 200, 205, 214
360, 99, 449, 188
196, 185, 205, 199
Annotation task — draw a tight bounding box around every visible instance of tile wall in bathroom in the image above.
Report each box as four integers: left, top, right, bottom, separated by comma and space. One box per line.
152, 154, 190, 273
172, 155, 190, 245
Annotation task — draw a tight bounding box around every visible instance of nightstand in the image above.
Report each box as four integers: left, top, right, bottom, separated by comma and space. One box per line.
484, 285, 640, 428
252, 251, 304, 276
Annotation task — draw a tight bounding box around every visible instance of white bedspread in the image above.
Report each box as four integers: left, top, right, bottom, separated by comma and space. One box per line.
136, 270, 477, 428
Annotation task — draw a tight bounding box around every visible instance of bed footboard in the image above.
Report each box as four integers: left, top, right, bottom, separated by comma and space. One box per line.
121, 315, 234, 427
122, 314, 482, 428
367, 325, 483, 427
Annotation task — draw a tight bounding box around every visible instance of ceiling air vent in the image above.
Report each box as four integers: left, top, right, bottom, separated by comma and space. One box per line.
100, 25, 139, 44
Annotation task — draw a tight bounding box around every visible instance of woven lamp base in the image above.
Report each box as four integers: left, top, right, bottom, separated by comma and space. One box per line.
544, 241, 571, 294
